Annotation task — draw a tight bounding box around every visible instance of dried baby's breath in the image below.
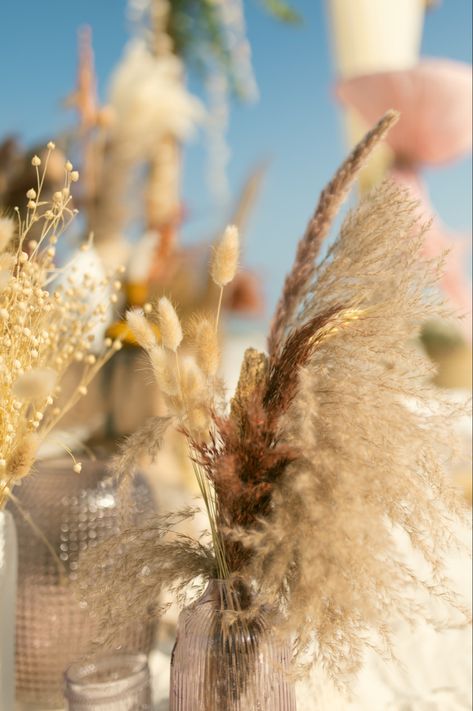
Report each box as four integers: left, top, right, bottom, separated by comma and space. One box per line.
0, 144, 122, 507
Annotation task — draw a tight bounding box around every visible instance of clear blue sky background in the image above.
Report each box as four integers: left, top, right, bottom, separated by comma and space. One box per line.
0, 1, 471, 319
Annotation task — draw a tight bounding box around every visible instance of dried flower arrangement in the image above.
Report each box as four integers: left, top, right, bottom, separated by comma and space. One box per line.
84, 112, 469, 697
0, 144, 123, 510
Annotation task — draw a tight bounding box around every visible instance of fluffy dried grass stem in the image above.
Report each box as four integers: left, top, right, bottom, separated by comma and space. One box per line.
268, 110, 399, 357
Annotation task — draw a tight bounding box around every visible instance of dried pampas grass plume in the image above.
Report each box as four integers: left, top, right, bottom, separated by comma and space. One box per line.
211, 224, 240, 288
112, 415, 172, 482
156, 296, 183, 351
268, 110, 399, 356
126, 308, 157, 350
241, 180, 470, 683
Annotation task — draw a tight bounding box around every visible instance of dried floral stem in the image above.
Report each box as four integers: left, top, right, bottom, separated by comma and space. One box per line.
268, 109, 399, 357
215, 286, 224, 331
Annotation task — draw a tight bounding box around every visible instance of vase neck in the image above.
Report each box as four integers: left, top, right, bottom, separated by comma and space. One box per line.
201, 578, 252, 611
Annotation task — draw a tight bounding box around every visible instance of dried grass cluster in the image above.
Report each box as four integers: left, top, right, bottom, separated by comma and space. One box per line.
85, 113, 469, 685
0, 145, 123, 508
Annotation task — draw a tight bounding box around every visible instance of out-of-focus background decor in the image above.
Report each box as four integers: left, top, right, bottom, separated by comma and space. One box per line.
0, 1, 471, 709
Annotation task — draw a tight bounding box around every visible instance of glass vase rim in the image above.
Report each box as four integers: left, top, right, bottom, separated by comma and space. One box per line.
64, 652, 149, 694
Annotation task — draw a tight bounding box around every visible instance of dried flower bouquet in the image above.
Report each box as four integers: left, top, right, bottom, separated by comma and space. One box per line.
0, 144, 123, 510
87, 112, 469, 692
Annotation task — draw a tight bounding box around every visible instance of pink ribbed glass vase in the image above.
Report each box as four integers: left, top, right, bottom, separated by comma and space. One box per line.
170, 580, 297, 711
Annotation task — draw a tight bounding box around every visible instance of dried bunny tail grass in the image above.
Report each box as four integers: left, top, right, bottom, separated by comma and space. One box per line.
12, 367, 58, 400
240, 180, 470, 684
268, 110, 399, 357
6, 433, 40, 480
187, 404, 212, 438
156, 296, 183, 351
191, 317, 220, 377
179, 355, 206, 402
111, 415, 172, 482
77, 509, 216, 647
0, 216, 15, 251
126, 308, 157, 350
211, 224, 240, 287
149, 345, 179, 395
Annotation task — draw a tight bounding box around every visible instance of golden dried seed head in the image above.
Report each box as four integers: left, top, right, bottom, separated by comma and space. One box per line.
149, 345, 179, 396
156, 297, 183, 352
193, 318, 219, 376
211, 224, 240, 287
126, 309, 156, 351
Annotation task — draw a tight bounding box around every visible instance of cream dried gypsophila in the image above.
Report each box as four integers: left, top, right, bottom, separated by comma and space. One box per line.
0, 144, 123, 508
109, 39, 204, 150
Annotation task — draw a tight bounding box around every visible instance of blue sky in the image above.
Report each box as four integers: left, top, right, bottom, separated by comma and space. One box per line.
0, 1, 471, 318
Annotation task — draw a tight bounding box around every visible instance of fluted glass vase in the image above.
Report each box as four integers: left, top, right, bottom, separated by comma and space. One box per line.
8, 457, 156, 708
0, 509, 17, 711
170, 580, 297, 711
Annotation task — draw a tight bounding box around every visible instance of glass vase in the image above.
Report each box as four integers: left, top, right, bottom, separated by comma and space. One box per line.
0, 509, 17, 711
170, 580, 297, 711
8, 458, 156, 708
64, 653, 152, 710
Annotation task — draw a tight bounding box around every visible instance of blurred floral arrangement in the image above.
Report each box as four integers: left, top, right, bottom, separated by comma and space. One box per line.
0, 0, 302, 447
84, 114, 469, 707
0, 146, 122, 510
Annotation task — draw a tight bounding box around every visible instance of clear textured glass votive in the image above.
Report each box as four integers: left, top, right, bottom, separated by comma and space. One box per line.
64, 653, 152, 711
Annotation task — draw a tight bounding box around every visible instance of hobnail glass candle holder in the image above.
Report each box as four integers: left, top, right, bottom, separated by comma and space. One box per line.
9, 457, 156, 707
64, 653, 152, 710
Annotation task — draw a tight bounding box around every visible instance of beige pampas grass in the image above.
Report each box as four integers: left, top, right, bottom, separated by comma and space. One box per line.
268, 110, 399, 356
126, 308, 157, 350
192, 317, 220, 376
236, 180, 470, 683
112, 415, 172, 482
211, 224, 239, 287
156, 296, 183, 351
